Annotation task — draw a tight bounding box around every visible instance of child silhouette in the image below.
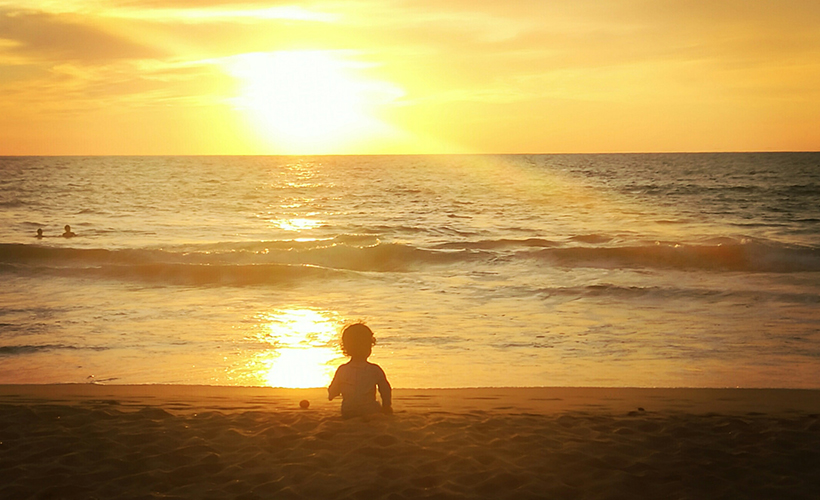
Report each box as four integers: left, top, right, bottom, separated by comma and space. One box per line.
328, 323, 392, 418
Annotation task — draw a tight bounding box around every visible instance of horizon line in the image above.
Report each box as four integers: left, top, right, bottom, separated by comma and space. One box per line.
2, 150, 819, 158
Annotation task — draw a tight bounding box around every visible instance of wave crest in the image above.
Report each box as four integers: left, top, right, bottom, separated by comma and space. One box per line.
2, 238, 818, 288
531, 241, 820, 273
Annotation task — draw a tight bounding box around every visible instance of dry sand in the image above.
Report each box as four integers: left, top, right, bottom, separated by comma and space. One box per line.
1, 385, 819, 499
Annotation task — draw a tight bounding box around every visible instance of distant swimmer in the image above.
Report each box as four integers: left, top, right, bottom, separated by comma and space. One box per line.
35, 228, 44, 238
61, 225, 76, 238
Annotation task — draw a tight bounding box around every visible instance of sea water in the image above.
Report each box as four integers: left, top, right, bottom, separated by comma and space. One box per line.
1, 154, 819, 388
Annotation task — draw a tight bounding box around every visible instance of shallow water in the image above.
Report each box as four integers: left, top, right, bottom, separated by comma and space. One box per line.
1, 154, 819, 387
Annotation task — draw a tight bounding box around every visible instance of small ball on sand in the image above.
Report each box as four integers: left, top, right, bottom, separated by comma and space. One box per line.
299, 400, 310, 409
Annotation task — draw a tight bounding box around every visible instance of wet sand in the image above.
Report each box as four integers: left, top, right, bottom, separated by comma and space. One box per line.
1, 385, 819, 499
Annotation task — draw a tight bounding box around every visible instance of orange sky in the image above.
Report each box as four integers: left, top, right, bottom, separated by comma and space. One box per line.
1, 0, 818, 154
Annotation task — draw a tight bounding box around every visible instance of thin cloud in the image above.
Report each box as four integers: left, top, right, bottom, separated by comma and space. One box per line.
0, 8, 167, 62
103, 5, 337, 23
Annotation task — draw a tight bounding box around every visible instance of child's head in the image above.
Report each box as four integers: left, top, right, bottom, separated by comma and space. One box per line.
341, 323, 376, 359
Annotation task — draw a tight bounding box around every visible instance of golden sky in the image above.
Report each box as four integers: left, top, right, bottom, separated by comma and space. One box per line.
1, 0, 818, 154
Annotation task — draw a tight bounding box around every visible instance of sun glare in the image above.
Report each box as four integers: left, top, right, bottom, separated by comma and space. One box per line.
227, 51, 404, 154
252, 308, 341, 388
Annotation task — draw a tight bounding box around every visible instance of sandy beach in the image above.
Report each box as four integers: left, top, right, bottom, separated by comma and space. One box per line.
1, 385, 819, 499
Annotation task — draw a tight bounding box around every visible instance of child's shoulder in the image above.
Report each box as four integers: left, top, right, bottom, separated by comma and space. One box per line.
342, 359, 383, 369
340, 359, 384, 371
365, 361, 386, 372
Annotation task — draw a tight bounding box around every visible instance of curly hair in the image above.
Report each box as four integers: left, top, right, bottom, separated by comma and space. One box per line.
341, 323, 376, 358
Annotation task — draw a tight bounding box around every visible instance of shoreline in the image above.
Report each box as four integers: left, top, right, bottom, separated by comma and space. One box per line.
3, 384, 819, 415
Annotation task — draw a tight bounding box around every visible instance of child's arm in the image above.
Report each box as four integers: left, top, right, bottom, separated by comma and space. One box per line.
376, 366, 392, 414
328, 367, 342, 401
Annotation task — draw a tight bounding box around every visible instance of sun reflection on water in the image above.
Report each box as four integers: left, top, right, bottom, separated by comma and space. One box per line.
252, 308, 340, 388
273, 218, 322, 231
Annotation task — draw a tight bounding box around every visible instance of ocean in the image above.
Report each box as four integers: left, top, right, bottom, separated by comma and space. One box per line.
1, 153, 819, 388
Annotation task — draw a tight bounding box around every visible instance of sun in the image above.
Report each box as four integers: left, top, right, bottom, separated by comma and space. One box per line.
227, 51, 403, 154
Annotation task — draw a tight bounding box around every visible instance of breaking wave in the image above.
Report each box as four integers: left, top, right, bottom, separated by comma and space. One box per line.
528, 241, 820, 273
2, 238, 818, 287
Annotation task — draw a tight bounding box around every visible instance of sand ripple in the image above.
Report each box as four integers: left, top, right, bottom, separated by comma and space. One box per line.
1, 395, 819, 499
